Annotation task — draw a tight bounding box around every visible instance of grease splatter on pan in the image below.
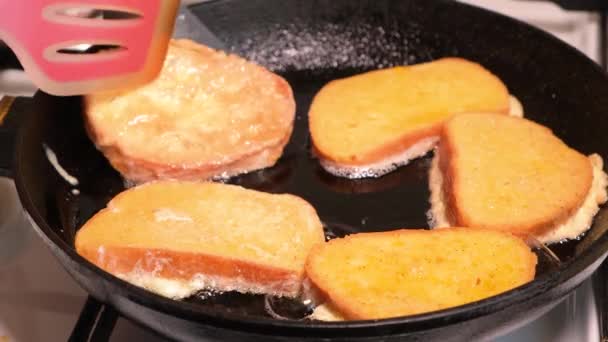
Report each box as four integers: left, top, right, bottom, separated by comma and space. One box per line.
230, 20, 439, 73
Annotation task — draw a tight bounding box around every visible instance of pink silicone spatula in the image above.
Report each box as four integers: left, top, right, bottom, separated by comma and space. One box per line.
0, 0, 180, 96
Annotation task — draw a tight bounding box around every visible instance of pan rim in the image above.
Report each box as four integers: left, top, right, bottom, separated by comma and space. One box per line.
13, 0, 608, 337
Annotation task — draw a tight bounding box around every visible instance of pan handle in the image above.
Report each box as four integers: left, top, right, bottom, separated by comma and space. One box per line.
0, 96, 30, 179
69, 297, 119, 342
545, 0, 607, 10
0, 96, 36, 179
0, 42, 37, 178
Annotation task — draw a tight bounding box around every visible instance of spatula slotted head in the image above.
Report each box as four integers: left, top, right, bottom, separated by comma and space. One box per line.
0, 0, 180, 96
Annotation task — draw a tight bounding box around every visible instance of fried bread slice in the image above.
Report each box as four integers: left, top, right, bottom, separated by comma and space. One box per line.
309, 58, 517, 179
429, 113, 607, 242
85, 39, 295, 184
306, 228, 536, 320
75, 181, 325, 299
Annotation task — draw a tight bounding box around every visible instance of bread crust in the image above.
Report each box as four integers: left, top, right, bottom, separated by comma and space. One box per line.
313, 96, 524, 174
439, 114, 593, 236
75, 181, 325, 299
313, 122, 445, 166
85, 120, 292, 183
85, 39, 295, 183
305, 228, 537, 320
309, 57, 511, 169
77, 245, 300, 297
431, 149, 608, 244
438, 136, 461, 229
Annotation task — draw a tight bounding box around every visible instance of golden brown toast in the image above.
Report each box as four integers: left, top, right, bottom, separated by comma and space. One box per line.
75, 181, 325, 299
308, 58, 513, 178
434, 113, 604, 239
306, 228, 537, 320
85, 39, 295, 184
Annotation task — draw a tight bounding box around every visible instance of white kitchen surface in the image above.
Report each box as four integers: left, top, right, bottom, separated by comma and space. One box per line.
459, 0, 600, 62
0, 0, 605, 341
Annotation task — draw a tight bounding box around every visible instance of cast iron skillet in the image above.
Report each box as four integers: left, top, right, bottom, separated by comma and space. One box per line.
3, 0, 608, 340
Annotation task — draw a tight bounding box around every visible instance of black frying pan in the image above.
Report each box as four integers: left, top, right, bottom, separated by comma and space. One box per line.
2, 0, 608, 341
